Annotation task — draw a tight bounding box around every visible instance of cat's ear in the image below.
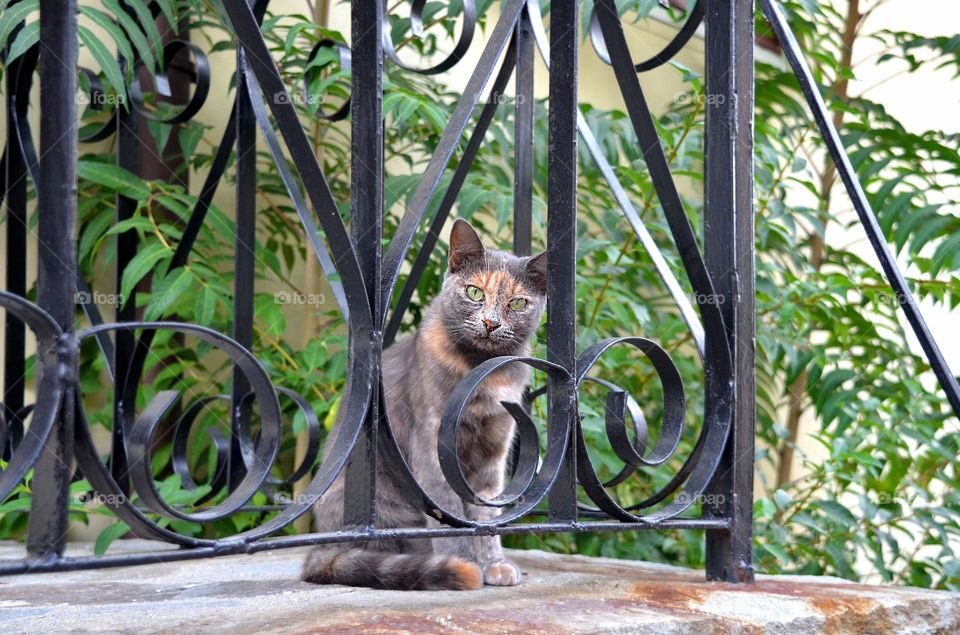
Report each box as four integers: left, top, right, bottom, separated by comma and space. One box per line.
525, 251, 548, 293
448, 219, 485, 271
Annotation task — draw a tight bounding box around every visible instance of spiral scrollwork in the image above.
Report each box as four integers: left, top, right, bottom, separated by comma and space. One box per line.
76, 14, 212, 143
382, 0, 478, 75
373, 356, 572, 528
588, 0, 705, 73
304, 39, 352, 121
129, 39, 211, 125
170, 395, 231, 500
0, 293, 65, 501
572, 337, 699, 522
433, 336, 702, 525
69, 323, 279, 540
48, 320, 334, 543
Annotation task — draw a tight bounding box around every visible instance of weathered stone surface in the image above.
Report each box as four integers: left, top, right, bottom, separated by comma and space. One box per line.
1, 540, 958, 633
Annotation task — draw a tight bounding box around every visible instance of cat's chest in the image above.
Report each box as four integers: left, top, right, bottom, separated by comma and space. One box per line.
461, 368, 528, 419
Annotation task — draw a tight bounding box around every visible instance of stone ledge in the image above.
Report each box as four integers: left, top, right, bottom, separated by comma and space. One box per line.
1, 541, 958, 633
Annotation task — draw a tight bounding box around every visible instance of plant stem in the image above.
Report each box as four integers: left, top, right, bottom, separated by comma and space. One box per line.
777, 0, 862, 492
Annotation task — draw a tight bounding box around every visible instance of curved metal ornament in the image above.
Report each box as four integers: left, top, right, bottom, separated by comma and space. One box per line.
64, 324, 275, 542
579, 0, 734, 522
413, 356, 575, 525
0, 293, 64, 501
128, 39, 212, 125
381, 0, 478, 76
217, 0, 381, 540
588, 0, 705, 73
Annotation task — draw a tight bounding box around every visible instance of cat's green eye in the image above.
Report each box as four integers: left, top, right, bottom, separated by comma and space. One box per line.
509, 298, 528, 311
466, 285, 484, 301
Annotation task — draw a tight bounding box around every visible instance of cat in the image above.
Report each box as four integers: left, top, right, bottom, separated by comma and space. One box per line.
302, 219, 547, 590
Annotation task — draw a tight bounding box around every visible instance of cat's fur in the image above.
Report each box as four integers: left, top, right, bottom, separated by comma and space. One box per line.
302, 219, 547, 590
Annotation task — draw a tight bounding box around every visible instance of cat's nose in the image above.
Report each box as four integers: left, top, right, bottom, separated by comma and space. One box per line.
482, 318, 501, 333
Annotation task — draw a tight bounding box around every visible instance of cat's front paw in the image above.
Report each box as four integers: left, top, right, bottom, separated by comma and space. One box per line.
482, 559, 522, 586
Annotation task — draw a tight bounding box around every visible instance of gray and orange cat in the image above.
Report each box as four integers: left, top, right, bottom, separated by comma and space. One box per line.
302, 219, 547, 590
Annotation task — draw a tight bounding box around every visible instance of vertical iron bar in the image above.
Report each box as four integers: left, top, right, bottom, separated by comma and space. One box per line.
111, 67, 140, 494
512, 5, 534, 257
341, 0, 383, 527
546, 0, 578, 523
231, 42, 257, 490
2, 17, 28, 460
704, 0, 756, 583
27, 0, 78, 561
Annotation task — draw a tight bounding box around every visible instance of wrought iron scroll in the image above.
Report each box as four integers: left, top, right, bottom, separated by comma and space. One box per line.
2, 0, 956, 581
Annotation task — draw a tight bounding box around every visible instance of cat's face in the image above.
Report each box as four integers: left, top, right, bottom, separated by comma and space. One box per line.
439, 219, 547, 356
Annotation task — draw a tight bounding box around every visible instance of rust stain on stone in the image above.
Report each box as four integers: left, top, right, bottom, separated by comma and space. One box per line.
749, 580, 882, 634
624, 583, 765, 634
625, 577, 894, 634
809, 595, 880, 635
299, 610, 559, 635
628, 580, 709, 609
702, 578, 885, 634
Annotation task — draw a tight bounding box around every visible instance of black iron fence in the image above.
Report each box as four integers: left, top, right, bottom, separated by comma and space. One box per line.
1, 0, 958, 582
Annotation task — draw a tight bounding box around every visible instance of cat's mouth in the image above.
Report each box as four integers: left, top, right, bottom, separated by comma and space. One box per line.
472, 330, 513, 351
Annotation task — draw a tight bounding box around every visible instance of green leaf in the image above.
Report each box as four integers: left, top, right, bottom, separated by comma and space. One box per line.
762, 541, 791, 566
77, 159, 151, 201
817, 500, 858, 527
78, 24, 128, 104
0, 496, 32, 514
101, 0, 156, 72
4, 20, 38, 64
931, 233, 960, 274
79, 207, 116, 264
144, 267, 193, 320
79, 6, 134, 65
120, 241, 172, 301
105, 216, 155, 237
0, 0, 38, 59
94, 521, 130, 556
123, 0, 164, 68
194, 286, 217, 325
153, 0, 179, 32
178, 123, 205, 162
773, 489, 794, 510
